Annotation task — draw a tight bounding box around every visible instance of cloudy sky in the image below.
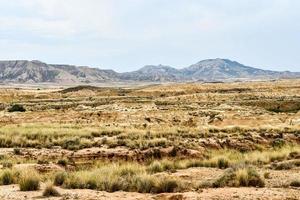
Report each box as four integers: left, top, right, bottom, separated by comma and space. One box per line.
0, 0, 299, 72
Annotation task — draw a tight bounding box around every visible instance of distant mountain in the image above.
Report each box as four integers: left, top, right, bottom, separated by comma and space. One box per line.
0, 60, 119, 84
0, 59, 299, 84
180, 58, 300, 81
119, 65, 183, 82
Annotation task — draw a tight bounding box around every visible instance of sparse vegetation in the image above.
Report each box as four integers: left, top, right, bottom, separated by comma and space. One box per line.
54, 172, 67, 186
1, 162, 13, 169
13, 148, 21, 155
19, 169, 40, 191
43, 183, 60, 197
57, 159, 68, 167
0, 169, 15, 185
62, 163, 182, 193
264, 172, 271, 179
290, 180, 300, 187
8, 104, 26, 112
213, 167, 265, 188
0, 80, 300, 198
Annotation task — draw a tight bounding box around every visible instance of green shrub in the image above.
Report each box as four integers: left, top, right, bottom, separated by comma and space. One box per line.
169, 146, 179, 157
217, 158, 230, 169
86, 179, 97, 189
272, 139, 285, 148
57, 159, 68, 167
13, 148, 21, 155
8, 104, 26, 112
54, 172, 67, 186
62, 138, 80, 150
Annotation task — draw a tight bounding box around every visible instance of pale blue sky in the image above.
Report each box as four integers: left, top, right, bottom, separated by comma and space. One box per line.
0, 0, 299, 72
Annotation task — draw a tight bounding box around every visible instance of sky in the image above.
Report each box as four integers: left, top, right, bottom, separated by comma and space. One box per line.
0, 0, 299, 72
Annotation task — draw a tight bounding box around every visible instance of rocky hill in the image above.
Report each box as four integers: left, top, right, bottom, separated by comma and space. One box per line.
119, 65, 183, 82
0, 60, 119, 84
180, 59, 299, 81
0, 59, 299, 83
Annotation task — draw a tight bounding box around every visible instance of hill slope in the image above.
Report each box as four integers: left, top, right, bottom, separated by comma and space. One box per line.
0, 60, 119, 83
181, 58, 299, 81
0, 59, 299, 83
119, 65, 183, 82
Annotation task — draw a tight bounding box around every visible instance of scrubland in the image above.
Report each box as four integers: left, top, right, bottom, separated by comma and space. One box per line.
0, 79, 300, 199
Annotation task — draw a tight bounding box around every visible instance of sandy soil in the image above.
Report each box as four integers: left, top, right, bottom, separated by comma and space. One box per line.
1, 185, 300, 200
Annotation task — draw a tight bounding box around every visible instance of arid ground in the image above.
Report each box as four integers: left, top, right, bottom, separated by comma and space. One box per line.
0, 79, 300, 199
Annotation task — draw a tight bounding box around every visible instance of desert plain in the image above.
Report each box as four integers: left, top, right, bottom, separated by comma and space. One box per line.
0, 79, 300, 199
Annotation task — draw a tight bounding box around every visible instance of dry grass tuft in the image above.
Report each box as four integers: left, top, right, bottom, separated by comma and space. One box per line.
62, 163, 182, 193
0, 169, 15, 185
43, 183, 60, 197
213, 167, 265, 188
19, 169, 40, 191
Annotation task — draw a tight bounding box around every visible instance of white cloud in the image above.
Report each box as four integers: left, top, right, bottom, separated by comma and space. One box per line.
0, 0, 299, 71
0, 0, 118, 39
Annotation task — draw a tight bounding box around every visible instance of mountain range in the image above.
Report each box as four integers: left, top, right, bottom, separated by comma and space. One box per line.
0, 59, 299, 84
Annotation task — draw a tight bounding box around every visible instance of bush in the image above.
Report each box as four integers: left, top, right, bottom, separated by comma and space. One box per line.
217, 158, 230, 169
63, 175, 85, 189
147, 161, 163, 173
13, 148, 21, 155
57, 159, 68, 167
19, 170, 40, 191
264, 172, 271, 179
54, 172, 67, 186
290, 180, 300, 187
62, 138, 80, 150
43, 184, 60, 197
133, 175, 156, 193
0, 170, 14, 185
272, 139, 285, 148
8, 104, 26, 112
147, 160, 175, 174
169, 146, 179, 157
213, 167, 265, 188
156, 178, 180, 193
62, 163, 182, 193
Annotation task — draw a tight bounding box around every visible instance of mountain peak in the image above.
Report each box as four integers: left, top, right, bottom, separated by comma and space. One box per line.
181, 58, 300, 81
31, 60, 44, 63
139, 65, 175, 71
196, 58, 237, 65
0, 59, 299, 83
